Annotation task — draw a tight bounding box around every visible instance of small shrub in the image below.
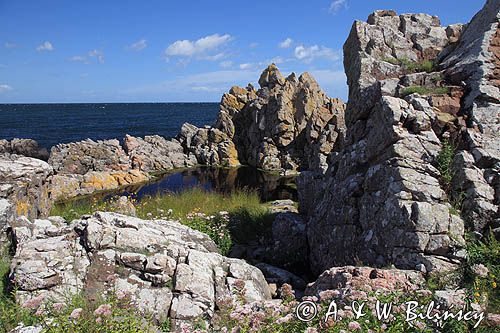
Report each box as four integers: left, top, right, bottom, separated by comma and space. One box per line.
436, 139, 456, 192
400, 85, 450, 97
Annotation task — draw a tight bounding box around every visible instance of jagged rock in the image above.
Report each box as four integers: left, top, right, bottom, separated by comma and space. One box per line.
9, 212, 271, 327
441, 0, 500, 234
0, 155, 53, 220
49, 139, 130, 174
254, 262, 307, 289
305, 266, 426, 296
269, 212, 308, 272
49, 170, 149, 201
0, 198, 14, 244
124, 134, 197, 172
192, 64, 347, 172
0, 139, 49, 161
186, 127, 240, 167
343, 8, 461, 125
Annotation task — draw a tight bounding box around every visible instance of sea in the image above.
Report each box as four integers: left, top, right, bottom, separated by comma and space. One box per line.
0, 103, 296, 201
0, 103, 219, 149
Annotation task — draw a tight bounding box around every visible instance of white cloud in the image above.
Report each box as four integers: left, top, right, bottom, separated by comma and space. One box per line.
127, 69, 259, 97
329, 0, 347, 14
129, 39, 147, 51
294, 45, 340, 62
4, 42, 18, 49
202, 52, 226, 61
239, 63, 253, 70
219, 60, 233, 68
70, 55, 89, 64
88, 49, 105, 63
36, 41, 54, 52
164, 33, 232, 60
249, 42, 259, 48
69, 50, 104, 64
279, 38, 293, 49
0, 84, 13, 93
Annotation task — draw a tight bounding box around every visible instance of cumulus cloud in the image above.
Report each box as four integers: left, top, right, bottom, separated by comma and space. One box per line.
36, 41, 54, 52
329, 0, 347, 14
294, 44, 340, 62
70, 55, 89, 64
128, 39, 147, 51
164, 33, 232, 60
0, 84, 13, 93
279, 38, 293, 49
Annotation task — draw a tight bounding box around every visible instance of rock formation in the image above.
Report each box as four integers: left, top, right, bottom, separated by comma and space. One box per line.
9, 212, 271, 329
0, 139, 49, 161
301, 1, 499, 276
179, 65, 346, 172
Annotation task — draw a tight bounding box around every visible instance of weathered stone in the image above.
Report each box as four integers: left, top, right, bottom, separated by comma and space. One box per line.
0, 139, 49, 161
124, 134, 197, 172
9, 212, 271, 327
0, 155, 53, 220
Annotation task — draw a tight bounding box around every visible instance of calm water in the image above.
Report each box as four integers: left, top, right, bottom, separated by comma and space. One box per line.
75, 166, 297, 203
0, 103, 219, 149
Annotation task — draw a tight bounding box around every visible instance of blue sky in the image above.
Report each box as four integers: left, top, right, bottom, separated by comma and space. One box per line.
0, 0, 484, 103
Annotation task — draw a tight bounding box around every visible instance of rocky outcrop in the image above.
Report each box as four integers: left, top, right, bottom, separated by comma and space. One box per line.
179, 65, 346, 172
0, 154, 53, 220
0, 139, 49, 161
124, 134, 197, 172
305, 266, 426, 297
9, 212, 271, 329
49, 139, 130, 174
47, 139, 150, 200
441, 0, 500, 234
301, 8, 483, 275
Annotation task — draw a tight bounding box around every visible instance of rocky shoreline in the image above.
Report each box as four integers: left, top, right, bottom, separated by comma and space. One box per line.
1, 1, 499, 332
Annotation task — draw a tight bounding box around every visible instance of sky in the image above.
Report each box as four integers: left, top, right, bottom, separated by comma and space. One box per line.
0, 0, 485, 103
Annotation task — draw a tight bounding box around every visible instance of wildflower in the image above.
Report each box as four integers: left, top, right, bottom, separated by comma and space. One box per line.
280, 283, 295, 300
52, 302, 65, 312
305, 328, 318, 333
348, 321, 362, 331
96, 317, 102, 323
94, 303, 112, 317
276, 313, 294, 324
472, 264, 489, 278
493, 281, 497, 289
21, 294, 44, 310
319, 289, 339, 302
70, 308, 83, 320
35, 308, 45, 316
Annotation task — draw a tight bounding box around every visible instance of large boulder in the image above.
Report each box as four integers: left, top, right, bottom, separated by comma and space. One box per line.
123, 134, 197, 172
49, 139, 130, 175
9, 212, 271, 329
0, 154, 53, 220
0, 139, 49, 161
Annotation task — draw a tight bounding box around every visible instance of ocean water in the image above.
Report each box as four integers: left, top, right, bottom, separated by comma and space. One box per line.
0, 103, 219, 149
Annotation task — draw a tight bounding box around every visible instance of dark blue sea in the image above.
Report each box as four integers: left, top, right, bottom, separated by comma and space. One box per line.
0, 103, 219, 149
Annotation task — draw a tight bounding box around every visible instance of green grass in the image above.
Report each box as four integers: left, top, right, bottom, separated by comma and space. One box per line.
464, 230, 500, 313
400, 85, 450, 97
383, 57, 438, 73
50, 188, 275, 256
437, 139, 456, 192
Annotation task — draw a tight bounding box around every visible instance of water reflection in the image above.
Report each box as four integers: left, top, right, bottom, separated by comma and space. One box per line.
91, 166, 297, 203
